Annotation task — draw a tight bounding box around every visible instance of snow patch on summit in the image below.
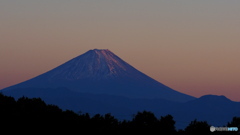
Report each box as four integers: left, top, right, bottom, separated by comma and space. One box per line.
94, 49, 127, 74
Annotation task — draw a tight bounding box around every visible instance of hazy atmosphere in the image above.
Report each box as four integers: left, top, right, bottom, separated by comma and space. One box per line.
1, 0, 240, 101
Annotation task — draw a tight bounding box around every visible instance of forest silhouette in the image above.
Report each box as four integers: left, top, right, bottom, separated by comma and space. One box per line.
0, 93, 239, 134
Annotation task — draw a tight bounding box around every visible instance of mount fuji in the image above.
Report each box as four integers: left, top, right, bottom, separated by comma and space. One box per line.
1, 49, 195, 102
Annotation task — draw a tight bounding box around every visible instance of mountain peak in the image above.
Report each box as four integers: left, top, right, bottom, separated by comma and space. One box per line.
43, 49, 129, 80
90, 49, 111, 55
92, 48, 109, 51
91, 49, 127, 74
199, 95, 232, 102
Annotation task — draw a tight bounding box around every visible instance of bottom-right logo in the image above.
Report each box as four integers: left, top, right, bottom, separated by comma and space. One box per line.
210, 126, 238, 132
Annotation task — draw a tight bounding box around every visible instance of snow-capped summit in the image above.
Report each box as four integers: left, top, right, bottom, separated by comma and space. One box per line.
1, 49, 195, 102
40, 49, 148, 81
44, 49, 130, 80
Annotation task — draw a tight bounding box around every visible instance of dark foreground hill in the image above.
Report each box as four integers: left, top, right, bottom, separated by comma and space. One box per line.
2, 87, 240, 130
1, 93, 239, 135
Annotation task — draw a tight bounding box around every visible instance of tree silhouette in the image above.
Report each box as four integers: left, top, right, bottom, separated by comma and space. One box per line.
131, 110, 159, 133
0, 93, 17, 127
159, 114, 176, 134
184, 119, 210, 135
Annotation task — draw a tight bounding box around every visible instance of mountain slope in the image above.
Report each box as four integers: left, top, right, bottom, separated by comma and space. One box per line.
1, 49, 195, 102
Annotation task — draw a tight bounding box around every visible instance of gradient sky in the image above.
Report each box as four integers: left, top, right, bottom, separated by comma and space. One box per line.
1, 0, 239, 101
